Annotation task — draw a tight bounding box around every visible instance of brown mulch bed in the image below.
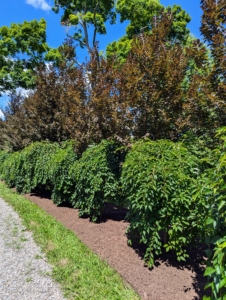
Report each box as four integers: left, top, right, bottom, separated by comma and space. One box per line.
22, 191, 208, 300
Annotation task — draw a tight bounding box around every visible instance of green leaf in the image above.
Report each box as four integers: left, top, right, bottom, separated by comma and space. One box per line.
206, 218, 214, 225
219, 277, 226, 289
204, 267, 216, 276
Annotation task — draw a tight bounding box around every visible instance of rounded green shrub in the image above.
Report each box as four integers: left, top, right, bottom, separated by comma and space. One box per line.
1, 151, 21, 188
203, 127, 226, 298
0, 141, 78, 205
15, 142, 60, 193
32, 142, 60, 192
51, 141, 78, 206
0, 151, 10, 177
70, 140, 125, 222
121, 139, 211, 266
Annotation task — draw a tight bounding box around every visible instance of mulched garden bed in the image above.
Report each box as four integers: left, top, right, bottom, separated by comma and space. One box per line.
23, 191, 208, 300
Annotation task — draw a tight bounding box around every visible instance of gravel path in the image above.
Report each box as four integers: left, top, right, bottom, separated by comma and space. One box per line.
0, 197, 65, 300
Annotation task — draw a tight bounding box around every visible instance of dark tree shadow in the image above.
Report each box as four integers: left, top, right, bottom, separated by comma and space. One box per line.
101, 203, 128, 222
30, 187, 74, 208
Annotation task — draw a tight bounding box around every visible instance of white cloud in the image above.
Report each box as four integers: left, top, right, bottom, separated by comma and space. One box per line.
26, 0, 51, 11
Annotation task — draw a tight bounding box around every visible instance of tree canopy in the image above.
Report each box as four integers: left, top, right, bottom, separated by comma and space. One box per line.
52, 0, 116, 60
0, 19, 49, 94
53, 1, 191, 64
1, 0, 225, 152
106, 3, 191, 63
200, 0, 226, 100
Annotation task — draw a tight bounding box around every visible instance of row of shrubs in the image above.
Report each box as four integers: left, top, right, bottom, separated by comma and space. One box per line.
0, 135, 226, 298
0, 140, 124, 222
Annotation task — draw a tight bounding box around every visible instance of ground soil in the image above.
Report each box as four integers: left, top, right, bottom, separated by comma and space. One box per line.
22, 191, 208, 300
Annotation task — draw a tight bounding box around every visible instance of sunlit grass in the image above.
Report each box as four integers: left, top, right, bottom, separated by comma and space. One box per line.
0, 181, 140, 300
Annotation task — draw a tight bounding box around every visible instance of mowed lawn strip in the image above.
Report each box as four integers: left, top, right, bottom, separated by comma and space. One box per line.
0, 182, 140, 300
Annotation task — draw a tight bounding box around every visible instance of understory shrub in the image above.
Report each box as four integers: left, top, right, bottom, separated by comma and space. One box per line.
0, 150, 10, 172
121, 139, 212, 266
51, 141, 78, 205
32, 142, 61, 192
0, 151, 21, 188
69, 140, 125, 222
0, 141, 78, 202
15, 142, 60, 193
203, 127, 226, 299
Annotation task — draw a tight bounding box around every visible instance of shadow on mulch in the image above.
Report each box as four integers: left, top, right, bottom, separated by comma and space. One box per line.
31, 189, 128, 222
131, 238, 209, 299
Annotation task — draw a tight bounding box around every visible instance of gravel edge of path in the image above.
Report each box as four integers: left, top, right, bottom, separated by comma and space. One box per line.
0, 197, 66, 300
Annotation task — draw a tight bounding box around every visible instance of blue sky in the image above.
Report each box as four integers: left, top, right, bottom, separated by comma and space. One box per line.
0, 0, 202, 109
1, 1, 203, 49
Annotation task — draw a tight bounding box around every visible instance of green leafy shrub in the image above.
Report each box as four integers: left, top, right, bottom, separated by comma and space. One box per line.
203, 127, 226, 299
121, 139, 211, 266
181, 131, 217, 172
0, 141, 78, 205
14, 142, 60, 193
31, 142, 60, 192
70, 140, 125, 222
0, 151, 10, 175
0, 151, 21, 187
51, 141, 78, 206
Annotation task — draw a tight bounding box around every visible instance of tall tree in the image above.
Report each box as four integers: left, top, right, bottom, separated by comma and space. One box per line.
116, 0, 162, 38
106, 4, 191, 63
0, 19, 49, 95
52, 0, 116, 61
200, 3, 226, 297
200, 0, 226, 101
0, 92, 32, 150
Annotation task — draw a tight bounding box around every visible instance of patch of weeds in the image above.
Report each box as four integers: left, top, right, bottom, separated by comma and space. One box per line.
34, 254, 43, 259
4, 239, 22, 250
26, 277, 33, 282
20, 235, 28, 242
39, 270, 52, 277
12, 226, 19, 237
25, 261, 36, 275
15, 242, 22, 250
21, 227, 28, 232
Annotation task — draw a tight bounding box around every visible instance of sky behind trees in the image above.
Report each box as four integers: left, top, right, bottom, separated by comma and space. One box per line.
0, 0, 202, 108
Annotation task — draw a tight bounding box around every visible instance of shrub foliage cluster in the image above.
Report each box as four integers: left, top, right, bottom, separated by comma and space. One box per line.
121, 139, 211, 265
0, 140, 124, 222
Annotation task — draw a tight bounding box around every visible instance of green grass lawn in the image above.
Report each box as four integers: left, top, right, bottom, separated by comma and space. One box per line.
0, 181, 140, 300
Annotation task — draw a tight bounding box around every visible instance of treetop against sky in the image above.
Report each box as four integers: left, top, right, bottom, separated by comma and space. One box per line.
1, 1, 202, 51
0, 0, 202, 108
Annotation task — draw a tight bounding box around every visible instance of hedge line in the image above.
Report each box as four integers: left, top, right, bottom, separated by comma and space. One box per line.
0, 140, 124, 221
0, 136, 226, 298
